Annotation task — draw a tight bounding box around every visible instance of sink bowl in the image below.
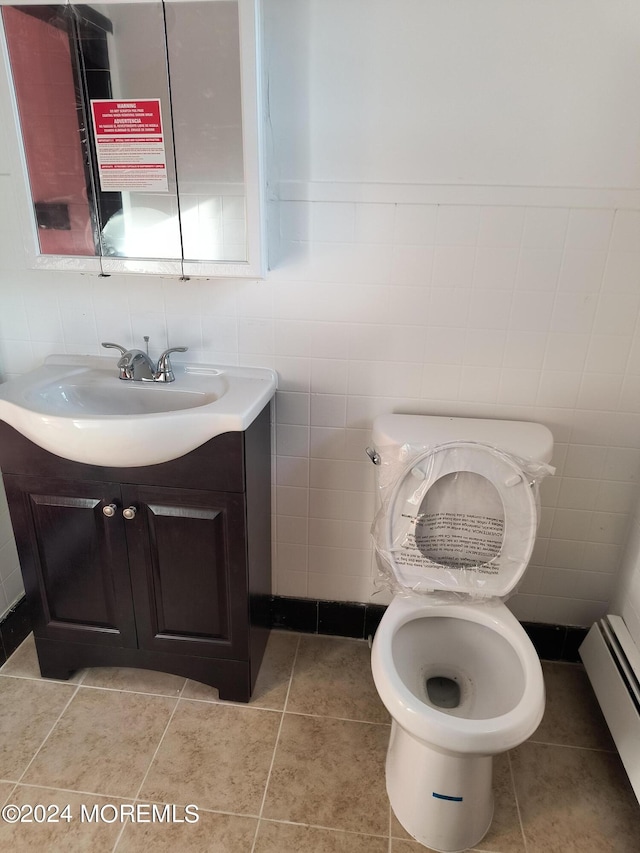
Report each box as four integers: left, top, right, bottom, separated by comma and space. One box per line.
0, 355, 277, 467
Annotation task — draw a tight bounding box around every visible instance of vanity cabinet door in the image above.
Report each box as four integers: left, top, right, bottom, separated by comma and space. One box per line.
122, 485, 249, 660
2, 475, 137, 648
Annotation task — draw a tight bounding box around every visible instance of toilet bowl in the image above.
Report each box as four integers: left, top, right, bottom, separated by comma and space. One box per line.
372, 596, 545, 853
369, 414, 553, 853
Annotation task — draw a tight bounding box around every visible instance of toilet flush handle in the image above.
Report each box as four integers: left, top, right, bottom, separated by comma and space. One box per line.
365, 447, 381, 465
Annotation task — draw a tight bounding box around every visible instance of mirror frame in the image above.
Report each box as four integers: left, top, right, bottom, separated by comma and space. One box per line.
0, 0, 265, 278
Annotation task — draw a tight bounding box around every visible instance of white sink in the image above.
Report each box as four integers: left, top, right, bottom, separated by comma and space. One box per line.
0, 355, 277, 467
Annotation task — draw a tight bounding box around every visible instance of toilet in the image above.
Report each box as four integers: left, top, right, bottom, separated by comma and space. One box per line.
369, 414, 554, 853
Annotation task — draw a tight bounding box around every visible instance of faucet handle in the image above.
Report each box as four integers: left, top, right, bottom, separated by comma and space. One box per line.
155, 346, 188, 383
101, 341, 128, 355
102, 342, 131, 379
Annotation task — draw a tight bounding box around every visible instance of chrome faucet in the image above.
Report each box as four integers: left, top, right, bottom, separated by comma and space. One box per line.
101, 342, 188, 383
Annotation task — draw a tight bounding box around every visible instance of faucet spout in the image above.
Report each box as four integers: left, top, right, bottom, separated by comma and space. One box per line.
117, 349, 156, 381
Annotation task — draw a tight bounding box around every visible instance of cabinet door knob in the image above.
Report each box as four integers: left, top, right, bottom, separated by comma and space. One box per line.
102, 503, 117, 518
123, 506, 137, 520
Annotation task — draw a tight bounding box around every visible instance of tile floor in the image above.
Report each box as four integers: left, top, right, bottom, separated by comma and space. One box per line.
0, 630, 638, 852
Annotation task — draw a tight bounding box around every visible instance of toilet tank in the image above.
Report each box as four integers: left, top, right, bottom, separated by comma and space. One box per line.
372, 414, 553, 464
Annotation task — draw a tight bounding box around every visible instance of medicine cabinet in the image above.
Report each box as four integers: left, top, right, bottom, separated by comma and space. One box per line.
0, 0, 264, 277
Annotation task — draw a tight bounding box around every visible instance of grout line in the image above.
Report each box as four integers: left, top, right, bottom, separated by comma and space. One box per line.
507, 750, 528, 853
525, 737, 617, 754
0, 782, 17, 809
110, 680, 187, 852
249, 633, 301, 853
0, 672, 182, 700
259, 815, 390, 840
5, 782, 134, 800
280, 708, 390, 727
14, 681, 82, 787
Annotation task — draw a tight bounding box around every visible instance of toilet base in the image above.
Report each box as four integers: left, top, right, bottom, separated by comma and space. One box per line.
386, 720, 494, 853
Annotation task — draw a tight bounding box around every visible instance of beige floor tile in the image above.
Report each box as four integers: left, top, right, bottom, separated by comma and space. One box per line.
0, 787, 131, 853
391, 841, 427, 852
287, 635, 389, 724
254, 819, 388, 852
140, 700, 280, 815
0, 676, 76, 780
476, 753, 525, 852
81, 667, 186, 696
262, 712, 389, 836
531, 662, 615, 751
1, 635, 86, 683
182, 631, 299, 709
22, 688, 176, 798
511, 741, 639, 852
116, 809, 257, 852
0, 782, 16, 803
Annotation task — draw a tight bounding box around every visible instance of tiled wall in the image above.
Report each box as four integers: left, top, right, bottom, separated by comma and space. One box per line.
1, 198, 640, 626
0, 477, 21, 614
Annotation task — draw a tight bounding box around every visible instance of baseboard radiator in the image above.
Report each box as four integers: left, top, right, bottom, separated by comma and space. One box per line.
580, 615, 640, 802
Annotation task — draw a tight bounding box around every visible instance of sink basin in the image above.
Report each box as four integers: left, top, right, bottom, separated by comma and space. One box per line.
0, 355, 277, 467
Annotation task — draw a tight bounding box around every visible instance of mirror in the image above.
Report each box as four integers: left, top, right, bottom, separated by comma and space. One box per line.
0, 0, 263, 277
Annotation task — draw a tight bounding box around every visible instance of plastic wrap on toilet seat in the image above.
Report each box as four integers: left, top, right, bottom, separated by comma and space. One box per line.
371, 441, 554, 602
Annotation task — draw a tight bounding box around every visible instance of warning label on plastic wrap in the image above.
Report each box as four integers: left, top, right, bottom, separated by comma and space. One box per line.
90, 99, 168, 192
398, 512, 504, 572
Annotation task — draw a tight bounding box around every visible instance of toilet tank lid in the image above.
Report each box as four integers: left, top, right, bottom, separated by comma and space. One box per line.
372, 414, 553, 464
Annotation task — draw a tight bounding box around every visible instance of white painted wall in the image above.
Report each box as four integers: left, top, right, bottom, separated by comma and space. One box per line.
1, 0, 640, 625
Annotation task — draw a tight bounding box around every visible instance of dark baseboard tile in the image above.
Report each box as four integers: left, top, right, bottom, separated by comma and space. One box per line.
0, 597, 32, 664
270, 595, 588, 662
1, 594, 588, 666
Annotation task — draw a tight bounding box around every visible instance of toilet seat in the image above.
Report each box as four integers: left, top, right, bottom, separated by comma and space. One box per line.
383, 441, 537, 598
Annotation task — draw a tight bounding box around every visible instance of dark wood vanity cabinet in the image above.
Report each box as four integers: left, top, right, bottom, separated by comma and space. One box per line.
0, 405, 272, 702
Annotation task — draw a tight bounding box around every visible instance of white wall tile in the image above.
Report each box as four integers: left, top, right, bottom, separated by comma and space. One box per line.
394, 204, 437, 245
557, 250, 606, 293
593, 293, 640, 336
550, 292, 598, 334
355, 203, 396, 244
459, 366, 501, 403
421, 364, 462, 401
521, 208, 569, 249
497, 369, 540, 406
543, 333, 589, 371
276, 457, 309, 487
310, 394, 347, 427
536, 371, 581, 408
516, 248, 563, 292
610, 211, 640, 252
435, 206, 481, 246
510, 291, 555, 332
602, 252, 640, 294
431, 247, 475, 289
472, 248, 519, 290
478, 207, 525, 247
468, 290, 512, 329
310, 202, 355, 242
277, 515, 308, 545
391, 245, 434, 285
564, 209, 614, 251
503, 332, 547, 369
309, 427, 346, 460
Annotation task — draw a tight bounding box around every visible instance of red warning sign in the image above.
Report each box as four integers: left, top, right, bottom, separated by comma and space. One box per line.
90, 99, 168, 192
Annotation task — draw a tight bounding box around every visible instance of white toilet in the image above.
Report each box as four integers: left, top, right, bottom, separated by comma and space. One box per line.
369, 414, 554, 853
